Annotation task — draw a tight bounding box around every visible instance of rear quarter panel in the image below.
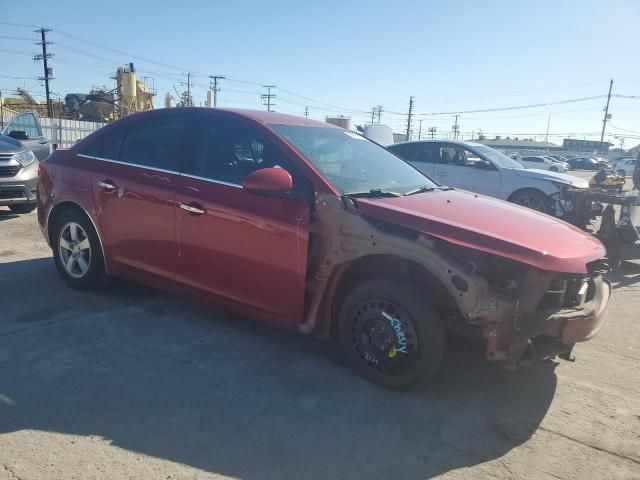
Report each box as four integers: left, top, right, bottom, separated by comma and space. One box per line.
38, 150, 98, 245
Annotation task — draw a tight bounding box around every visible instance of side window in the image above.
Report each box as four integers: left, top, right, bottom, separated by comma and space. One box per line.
389, 144, 419, 162
5, 113, 41, 138
82, 125, 126, 159
188, 117, 298, 186
439, 146, 467, 166
120, 116, 187, 170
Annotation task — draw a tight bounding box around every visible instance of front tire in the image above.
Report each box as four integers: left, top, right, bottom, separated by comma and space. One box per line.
51, 209, 108, 290
338, 279, 444, 390
550, 166, 559, 172
9, 203, 36, 214
509, 189, 552, 214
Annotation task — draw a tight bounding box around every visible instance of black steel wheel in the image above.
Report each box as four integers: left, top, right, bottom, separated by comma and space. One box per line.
338, 279, 444, 390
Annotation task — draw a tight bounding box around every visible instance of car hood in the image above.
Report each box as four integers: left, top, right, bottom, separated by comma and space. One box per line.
356, 189, 605, 273
0, 134, 25, 154
511, 168, 588, 188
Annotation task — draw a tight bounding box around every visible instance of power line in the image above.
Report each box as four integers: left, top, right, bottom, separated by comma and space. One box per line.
0, 21, 42, 29
415, 95, 607, 116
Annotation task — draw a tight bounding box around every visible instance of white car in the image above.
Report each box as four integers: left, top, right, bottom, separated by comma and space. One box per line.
387, 140, 587, 215
611, 157, 637, 177
520, 155, 567, 172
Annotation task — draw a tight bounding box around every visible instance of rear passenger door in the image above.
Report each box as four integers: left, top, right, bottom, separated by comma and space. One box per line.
82, 112, 189, 279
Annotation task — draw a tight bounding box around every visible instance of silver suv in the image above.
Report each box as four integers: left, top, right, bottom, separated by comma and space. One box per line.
0, 112, 52, 214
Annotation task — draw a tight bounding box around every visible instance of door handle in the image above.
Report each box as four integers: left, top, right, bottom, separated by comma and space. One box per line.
38, 140, 49, 144
98, 180, 117, 190
438, 172, 449, 177
180, 202, 205, 215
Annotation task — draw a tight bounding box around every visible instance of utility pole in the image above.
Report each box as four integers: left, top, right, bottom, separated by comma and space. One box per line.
187, 73, 192, 106
370, 107, 376, 124
452, 115, 459, 140
34, 27, 53, 117
545, 113, 551, 144
0, 90, 4, 129
405, 96, 414, 141
304, 106, 309, 117
180, 73, 193, 106
418, 120, 423, 140
208, 74, 225, 107
376, 105, 383, 124
600, 79, 613, 144
261, 85, 276, 112
428, 127, 436, 140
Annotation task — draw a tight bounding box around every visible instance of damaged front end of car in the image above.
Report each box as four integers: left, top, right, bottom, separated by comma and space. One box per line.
303, 191, 611, 370
433, 240, 611, 368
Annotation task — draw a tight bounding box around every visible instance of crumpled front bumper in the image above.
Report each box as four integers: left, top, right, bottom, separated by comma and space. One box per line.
559, 275, 611, 344
483, 274, 612, 366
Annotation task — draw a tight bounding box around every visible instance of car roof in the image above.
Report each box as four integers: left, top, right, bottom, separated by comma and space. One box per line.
219, 108, 333, 127
122, 107, 334, 128
390, 140, 485, 147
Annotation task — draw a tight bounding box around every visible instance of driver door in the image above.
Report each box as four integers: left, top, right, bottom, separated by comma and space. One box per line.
433, 145, 500, 196
3, 112, 51, 160
175, 114, 311, 324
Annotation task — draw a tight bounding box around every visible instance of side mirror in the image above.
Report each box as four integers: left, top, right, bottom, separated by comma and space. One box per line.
473, 159, 494, 170
8, 130, 29, 141
243, 167, 293, 195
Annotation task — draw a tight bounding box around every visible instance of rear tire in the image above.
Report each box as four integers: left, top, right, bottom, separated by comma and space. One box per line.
338, 279, 444, 390
9, 203, 36, 214
51, 209, 109, 290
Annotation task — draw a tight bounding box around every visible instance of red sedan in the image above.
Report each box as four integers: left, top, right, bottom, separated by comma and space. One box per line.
37, 108, 611, 389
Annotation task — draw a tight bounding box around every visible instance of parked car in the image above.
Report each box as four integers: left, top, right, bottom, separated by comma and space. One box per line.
568, 157, 602, 170
388, 140, 587, 215
520, 155, 567, 172
611, 157, 637, 177
0, 134, 38, 213
545, 156, 571, 170
1, 111, 52, 161
37, 108, 611, 389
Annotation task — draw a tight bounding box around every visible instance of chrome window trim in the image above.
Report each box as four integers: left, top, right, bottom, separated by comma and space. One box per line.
77, 153, 243, 189
77, 154, 177, 175
45, 200, 109, 274
179, 172, 243, 189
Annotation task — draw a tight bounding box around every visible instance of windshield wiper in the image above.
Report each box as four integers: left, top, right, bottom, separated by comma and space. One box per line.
404, 186, 436, 196
343, 188, 402, 198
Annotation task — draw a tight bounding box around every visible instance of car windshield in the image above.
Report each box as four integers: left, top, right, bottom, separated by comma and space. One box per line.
270, 124, 437, 194
470, 145, 525, 169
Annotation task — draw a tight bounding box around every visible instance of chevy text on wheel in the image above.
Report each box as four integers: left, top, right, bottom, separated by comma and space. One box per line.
37, 108, 612, 389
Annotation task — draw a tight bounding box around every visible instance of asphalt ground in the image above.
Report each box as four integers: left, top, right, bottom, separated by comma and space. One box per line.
0, 169, 638, 479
